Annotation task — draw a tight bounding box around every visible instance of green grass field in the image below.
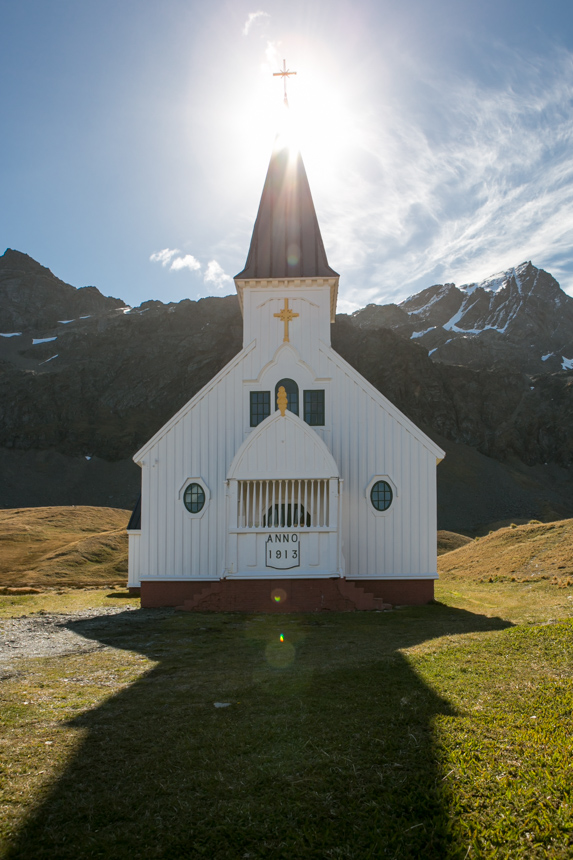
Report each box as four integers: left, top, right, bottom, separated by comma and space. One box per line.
1, 583, 572, 859
0, 512, 572, 858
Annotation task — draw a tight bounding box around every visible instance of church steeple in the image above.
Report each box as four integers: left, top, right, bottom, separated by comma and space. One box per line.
234, 139, 339, 281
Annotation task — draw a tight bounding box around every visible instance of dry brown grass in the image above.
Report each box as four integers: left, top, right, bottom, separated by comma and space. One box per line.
0, 506, 130, 589
437, 529, 473, 555
439, 518, 573, 585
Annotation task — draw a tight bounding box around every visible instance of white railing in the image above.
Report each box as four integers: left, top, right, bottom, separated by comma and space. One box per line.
237, 479, 330, 529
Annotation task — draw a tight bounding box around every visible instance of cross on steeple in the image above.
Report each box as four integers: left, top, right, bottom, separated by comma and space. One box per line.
274, 298, 299, 343
273, 59, 297, 106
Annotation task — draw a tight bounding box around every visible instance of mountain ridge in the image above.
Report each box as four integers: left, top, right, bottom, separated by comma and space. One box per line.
0, 249, 124, 331
379, 261, 573, 374
1, 248, 572, 530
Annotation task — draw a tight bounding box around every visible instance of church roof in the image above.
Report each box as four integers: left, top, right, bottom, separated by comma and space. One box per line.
127, 493, 141, 530
235, 140, 339, 280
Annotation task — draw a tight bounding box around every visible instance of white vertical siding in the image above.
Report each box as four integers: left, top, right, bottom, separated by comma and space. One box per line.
133, 279, 442, 583
326, 353, 439, 578
127, 533, 141, 587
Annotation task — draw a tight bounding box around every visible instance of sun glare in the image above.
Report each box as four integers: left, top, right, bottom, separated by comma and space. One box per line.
244, 46, 366, 191
213, 41, 371, 257
275, 102, 301, 154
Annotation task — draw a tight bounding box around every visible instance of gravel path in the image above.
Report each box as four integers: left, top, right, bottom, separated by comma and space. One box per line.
0, 606, 143, 666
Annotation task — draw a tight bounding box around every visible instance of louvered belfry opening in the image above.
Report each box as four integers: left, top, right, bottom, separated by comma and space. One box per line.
237, 479, 330, 529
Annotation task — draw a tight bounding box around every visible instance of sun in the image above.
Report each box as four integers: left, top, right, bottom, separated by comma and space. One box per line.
266, 52, 366, 194
218, 43, 370, 232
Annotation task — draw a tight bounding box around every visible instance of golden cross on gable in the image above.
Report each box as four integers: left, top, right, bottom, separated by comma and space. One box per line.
273, 59, 297, 105
274, 298, 299, 343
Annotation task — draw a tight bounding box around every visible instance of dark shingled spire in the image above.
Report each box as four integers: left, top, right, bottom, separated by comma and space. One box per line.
235, 141, 339, 280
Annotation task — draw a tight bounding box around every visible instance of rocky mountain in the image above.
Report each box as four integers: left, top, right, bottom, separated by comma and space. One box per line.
0, 249, 124, 330
354, 261, 573, 374
1, 248, 572, 532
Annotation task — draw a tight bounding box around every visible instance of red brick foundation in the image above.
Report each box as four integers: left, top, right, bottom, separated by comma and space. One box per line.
140, 578, 434, 612
351, 578, 435, 606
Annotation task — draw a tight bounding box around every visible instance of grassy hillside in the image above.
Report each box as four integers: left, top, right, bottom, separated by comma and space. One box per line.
437, 530, 472, 555
439, 518, 573, 584
0, 506, 129, 589
2, 508, 572, 594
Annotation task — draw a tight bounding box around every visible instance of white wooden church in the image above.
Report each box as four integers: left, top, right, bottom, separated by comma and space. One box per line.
127, 135, 444, 611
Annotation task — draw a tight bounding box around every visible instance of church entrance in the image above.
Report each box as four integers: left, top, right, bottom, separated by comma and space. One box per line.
224, 407, 343, 579
225, 477, 342, 578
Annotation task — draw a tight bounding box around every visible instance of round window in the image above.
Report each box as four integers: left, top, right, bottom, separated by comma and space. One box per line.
183, 483, 205, 514
370, 480, 393, 512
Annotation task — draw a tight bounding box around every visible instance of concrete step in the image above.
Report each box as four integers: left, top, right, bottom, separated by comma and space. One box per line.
177, 582, 222, 611
338, 578, 392, 610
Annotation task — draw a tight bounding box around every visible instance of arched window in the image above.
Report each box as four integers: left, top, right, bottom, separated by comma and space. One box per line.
264, 503, 311, 528
275, 378, 299, 415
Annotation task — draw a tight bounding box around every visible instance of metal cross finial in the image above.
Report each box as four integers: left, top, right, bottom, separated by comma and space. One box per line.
273, 59, 297, 106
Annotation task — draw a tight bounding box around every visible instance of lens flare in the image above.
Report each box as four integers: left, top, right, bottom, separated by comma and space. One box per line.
271, 587, 287, 605
265, 639, 295, 667
287, 243, 300, 266
280, 633, 284, 642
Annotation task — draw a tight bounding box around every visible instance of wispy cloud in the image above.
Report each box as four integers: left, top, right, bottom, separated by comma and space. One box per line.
242, 11, 269, 37
262, 39, 281, 73
149, 49, 573, 309
170, 254, 201, 272
204, 260, 233, 291
313, 48, 573, 307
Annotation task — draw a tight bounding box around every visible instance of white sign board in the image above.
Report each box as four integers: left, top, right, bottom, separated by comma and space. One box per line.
265, 533, 300, 570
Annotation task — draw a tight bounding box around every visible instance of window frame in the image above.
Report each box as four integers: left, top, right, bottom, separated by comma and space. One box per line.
250, 390, 271, 427
303, 389, 325, 426
366, 475, 397, 517
178, 478, 210, 519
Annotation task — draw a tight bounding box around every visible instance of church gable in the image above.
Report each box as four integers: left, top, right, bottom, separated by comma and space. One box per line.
228, 409, 339, 480
252, 341, 319, 387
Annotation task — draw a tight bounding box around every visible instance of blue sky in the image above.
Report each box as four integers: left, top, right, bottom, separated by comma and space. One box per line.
2, 0, 573, 312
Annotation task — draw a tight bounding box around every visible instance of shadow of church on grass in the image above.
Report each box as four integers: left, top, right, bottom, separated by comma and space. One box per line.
6, 603, 512, 860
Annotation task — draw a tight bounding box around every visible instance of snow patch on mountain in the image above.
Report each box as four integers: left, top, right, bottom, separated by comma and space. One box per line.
461, 274, 505, 295
411, 327, 436, 339
459, 262, 531, 296
403, 285, 453, 316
